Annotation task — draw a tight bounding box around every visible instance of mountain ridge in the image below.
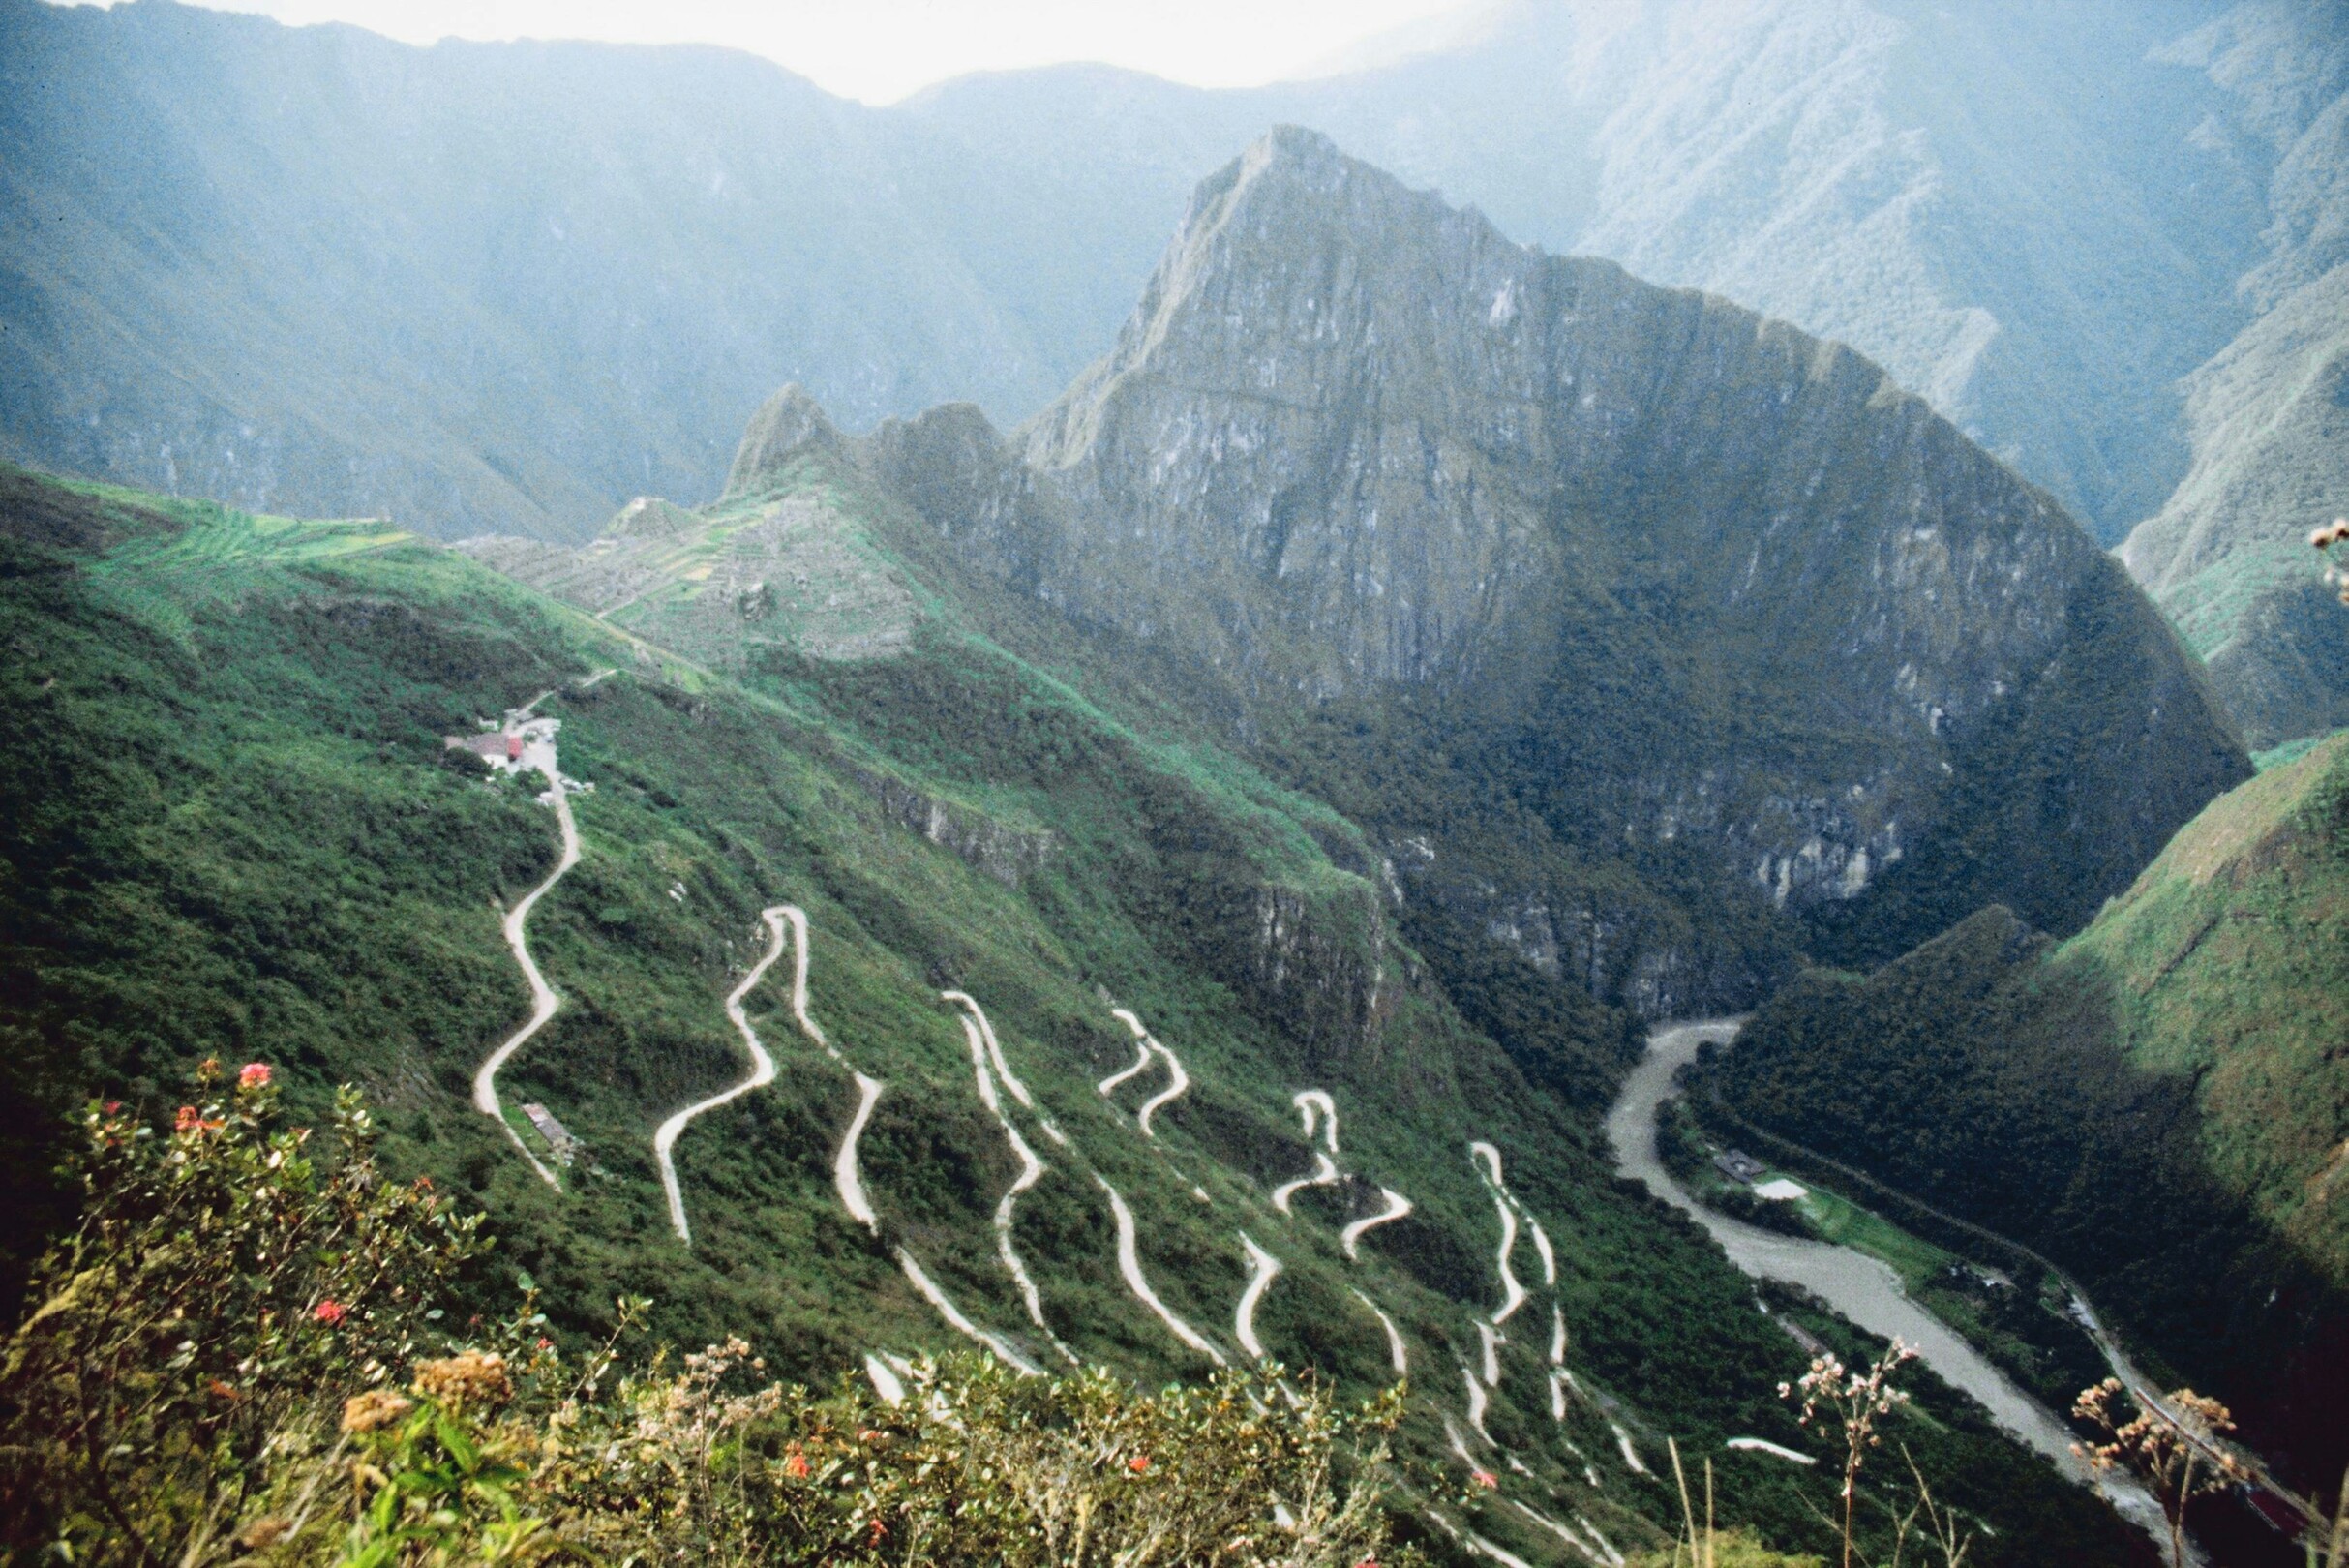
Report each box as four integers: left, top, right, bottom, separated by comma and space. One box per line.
504, 129, 2247, 1026
906, 128, 2248, 981
3, 0, 2327, 552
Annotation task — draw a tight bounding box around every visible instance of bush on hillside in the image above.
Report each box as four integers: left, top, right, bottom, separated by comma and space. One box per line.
0, 1069, 1413, 1567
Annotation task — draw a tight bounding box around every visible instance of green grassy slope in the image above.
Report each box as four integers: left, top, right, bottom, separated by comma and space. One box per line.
0, 462, 2136, 1565
1707, 736, 2349, 1493
2116, 9, 2349, 749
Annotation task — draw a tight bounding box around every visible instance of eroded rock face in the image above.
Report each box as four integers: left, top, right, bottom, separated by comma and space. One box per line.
973, 128, 2244, 951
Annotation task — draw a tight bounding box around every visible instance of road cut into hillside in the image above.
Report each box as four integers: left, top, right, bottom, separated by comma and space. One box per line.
1271, 1152, 1339, 1213
1135, 1039, 1189, 1135
948, 994, 1080, 1365
471, 743, 582, 1189
1270, 1086, 1346, 1213
1341, 1186, 1413, 1257
1511, 1500, 1612, 1566
775, 905, 840, 1060
654, 905, 789, 1242
892, 1248, 1043, 1375
1101, 1006, 1194, 1139
946, 989, 1067, 1145
1097, 1032, 1153, 1096
762, 915, 1034, 1372
1294, 1089, 1338, 1153
1470, 1142, 1529, 1324
1096, 1174, 1228, 1365
1461, 1363, 1493, 1442
1351, 1288, 1408, 1375
1234, 1232, 1281, 1360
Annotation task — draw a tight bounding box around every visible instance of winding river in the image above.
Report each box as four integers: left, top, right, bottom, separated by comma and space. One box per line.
1608, 1020, 2175, 1547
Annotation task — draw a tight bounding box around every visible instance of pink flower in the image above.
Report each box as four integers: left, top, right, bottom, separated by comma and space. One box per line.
103, 1101, 121, 1115
239, 1063, 272, 1088
1470, 1469, 1498, 1489
314, 1299, 347, 1326
175, 1106, 200, 1133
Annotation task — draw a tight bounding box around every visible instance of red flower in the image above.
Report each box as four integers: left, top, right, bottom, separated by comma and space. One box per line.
535, 1337, 553, 1351
103, 1101, 121, 1115
313, 1299, 347, 1326
175, 1106, 200, 1133
867, 1520, 888, 1546
784, 1448, 811, 1479
239, 1063, 272, 1088
1128, 1455, 1151, 1473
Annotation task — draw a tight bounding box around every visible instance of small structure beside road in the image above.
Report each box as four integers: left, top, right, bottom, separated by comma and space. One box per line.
520, 1102, 581, 1166
442, 716, 562, 777
1712, 1149, 1766, 1184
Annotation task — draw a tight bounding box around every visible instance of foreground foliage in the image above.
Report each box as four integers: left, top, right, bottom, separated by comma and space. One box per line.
0, 1072, 1408, 1567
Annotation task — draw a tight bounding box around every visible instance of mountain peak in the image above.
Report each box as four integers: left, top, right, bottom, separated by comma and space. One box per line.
988, 135, 2244, 956
725, 384, 841, 498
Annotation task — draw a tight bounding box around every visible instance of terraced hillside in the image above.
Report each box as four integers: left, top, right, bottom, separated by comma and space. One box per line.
1705, 735, 2349, 1503
0, 461, 2141, 1564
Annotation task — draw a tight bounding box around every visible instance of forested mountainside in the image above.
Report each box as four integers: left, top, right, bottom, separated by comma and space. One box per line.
815, 129, 2244, 1008
0, 454, 2146, 1565
2118, 7, 2349, 748
1702, 735, 2349, 1501
7, 0, 2342, 556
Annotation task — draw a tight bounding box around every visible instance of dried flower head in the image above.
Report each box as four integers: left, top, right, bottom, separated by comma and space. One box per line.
237, 1518, 292, 1550
2071, 1379, 2247, 1568
342, 1389, 416, 1433
412, 1348, 512, 1408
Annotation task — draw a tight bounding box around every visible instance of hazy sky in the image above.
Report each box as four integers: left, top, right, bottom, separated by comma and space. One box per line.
153, 1, 1479, 103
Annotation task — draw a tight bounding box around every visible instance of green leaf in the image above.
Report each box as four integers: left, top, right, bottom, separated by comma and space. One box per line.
437, 1412, 480, 1471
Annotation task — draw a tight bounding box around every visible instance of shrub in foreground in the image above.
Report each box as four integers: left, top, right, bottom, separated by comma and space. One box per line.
0, 1069, 1410, 1567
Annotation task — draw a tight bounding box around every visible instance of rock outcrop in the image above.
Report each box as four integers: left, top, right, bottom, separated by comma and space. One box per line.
893, 128, 2248, 968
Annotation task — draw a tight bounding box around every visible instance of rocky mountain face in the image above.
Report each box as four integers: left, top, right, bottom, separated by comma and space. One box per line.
2118, 6, 2349, 749
0, 0, 1125, 542
11, 0, 2337, 559
895, 0, 2344, 580
829, 129, 2249, 1002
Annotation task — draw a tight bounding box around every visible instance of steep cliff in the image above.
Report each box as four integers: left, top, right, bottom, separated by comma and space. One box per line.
2118, 6, 2349, 749
947, 129, 2245, 976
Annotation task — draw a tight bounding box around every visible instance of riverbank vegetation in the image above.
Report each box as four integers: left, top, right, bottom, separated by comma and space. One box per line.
1702, 812, 2349, 1565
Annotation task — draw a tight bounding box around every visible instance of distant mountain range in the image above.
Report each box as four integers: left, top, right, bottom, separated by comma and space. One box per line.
4, 0, 2344, 744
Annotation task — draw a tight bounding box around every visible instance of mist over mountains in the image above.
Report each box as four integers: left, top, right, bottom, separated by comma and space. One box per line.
7, 0, 2346, 745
